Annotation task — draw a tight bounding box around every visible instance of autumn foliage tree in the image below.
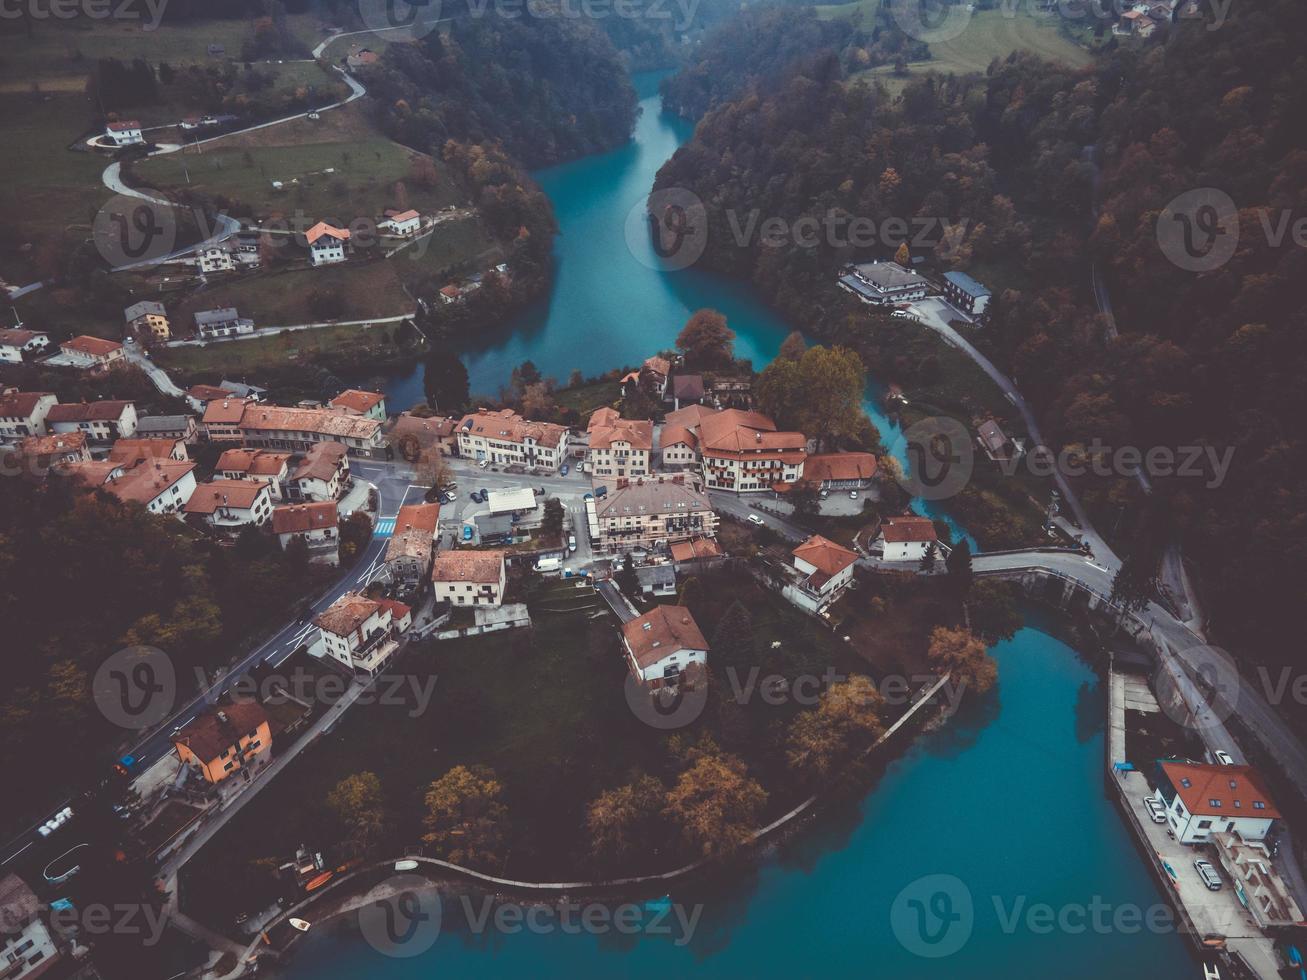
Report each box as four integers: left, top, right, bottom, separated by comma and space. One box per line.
664, 750, 767, 860
675, 309, 736, 370
786, 675, 885, 780
327, 771, 388, 856
927, 627, 997, 696
585, 773, 666, 869
422, 765, 509, 870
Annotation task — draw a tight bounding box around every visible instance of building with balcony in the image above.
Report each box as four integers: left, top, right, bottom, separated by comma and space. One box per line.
217, 448, 291, 500
328, 388, 387, 421
875, 515, 938, 563
586, 407, 652, 479
271, 501, 339, 565
0, 390, 57, 444
309, 592, 412, 675
46, 400, 138, 442
621, 605, 709, 690
124, 300, 170, 341
785, 534, 859, 614
698, 409, 806, 493
837, 260, 930, 306
184, 479, 273, 530
57, 335, 125, 371
173, 703, 271, 784
0, 329, 50, 363
1152, 760, 1280, 845
239, 404, 385, 458
288, 441, 349, 500
587, 476, 717, 555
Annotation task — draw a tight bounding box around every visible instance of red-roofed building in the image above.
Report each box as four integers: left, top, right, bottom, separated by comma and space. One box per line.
877, 515, 937, 562
621, 605, 709, 689
0, 390, 57, 443
378, 209, 421, 236
173, 702, 271, 784
271, 501, 339, 565
586, 407, 652, 478
217, 448, 291, 499
792, 534, 858, 596
1154, 760, 1280, 844
328, 388, 387, 421
47, 400, 137, 441
184, 479, 273, 530
309, 591, 412, 675
57, 335, 124, 371
105, 119, 143, 145
385, 501, 442, 587
201, 398, 250, 442
305, 221, 350, 265
96, 458, 197, 513
802, 452, 878, 489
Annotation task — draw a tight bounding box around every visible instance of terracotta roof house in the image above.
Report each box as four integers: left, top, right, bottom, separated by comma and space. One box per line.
456, 408, 569, 472
108, 437, 187, 464
305, 221, 350, 266
202, 398, 251, 441
97, 458, 197, 513
272, 501, 339, 565
431, 548, 507, 607
0, 390, 57, 443
58, 335, 125, 370
184, 478, 273, 529
388, 412, 458, 459
289, 441, 349, 501
802, 452, 878, 488
310, 591, 412, 674
385, 501, 442, 587
790, 534, 859, 608
218, 448, 291, 500
670, 373, 705, 406
239, 404, 384, 455
17, 431, 90, 470
46, 400, 137, 441
328, 388, 386, 420
0, 328, 50, 362
587, 407, 653, 479
698, 409, 807, 493
669, 536, 723, 562
172, 702, 271, 784
877, 515, 938, 562
621, 605, 709, 689
1154, 760, 1281, 844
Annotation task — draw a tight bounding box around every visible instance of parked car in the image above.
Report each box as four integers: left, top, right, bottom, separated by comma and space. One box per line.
748, 514, 765, 526
478, 459, 490, 469
441, 491, 457, 504
848, 490, 858, 499
1213, 750, 1235, 765
535, 557, 562, 573
891, 309, 911, 319
468, 490, 479, 501
819, 489, 829, 499
462, 525, 473, 541
560, 464, 570, 476
1194, 859, 1222, 891
1141, 796, 1167, 824
567, 534, 577, 553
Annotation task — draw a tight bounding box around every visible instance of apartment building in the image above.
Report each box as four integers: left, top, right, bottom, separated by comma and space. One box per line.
586, 407, 652, 479
456, 408, 569, 471
587, 476, 717, 554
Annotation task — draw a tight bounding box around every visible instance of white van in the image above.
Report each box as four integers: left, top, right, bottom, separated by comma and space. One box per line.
535, 557, 562, 573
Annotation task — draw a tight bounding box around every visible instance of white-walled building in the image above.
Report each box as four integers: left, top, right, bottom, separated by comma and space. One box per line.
431, 549, 506, 607
217, 448, 291, 500
328, 389, 387, 421
96, 458, 197, 514
197, 245, 236, 275
0, 390, 57, 443
272, 501, 339, 565
288, 441, 349, 501
876, 515, 938, 563
306, 221, 350, 266
184, 479, 273, 530
105, 119, 143, 145
378, 208, 421, 236
1153, 760, 1280, 845
621, 605, 709, 690
58, 335, 124, 371
0, 329, 50, 363
194, 307, 255, 339
587, 476, 717, 555
788, 534, 859, 612
47, 400, 137, 441
586, 407, 652, 479
456, 408, 569, 472
309, 592, 412, 675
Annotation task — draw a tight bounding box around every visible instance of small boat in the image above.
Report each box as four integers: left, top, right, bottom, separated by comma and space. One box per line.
289, 918, 311, 932
304, 871, 334, 892
394, 860, 419, 872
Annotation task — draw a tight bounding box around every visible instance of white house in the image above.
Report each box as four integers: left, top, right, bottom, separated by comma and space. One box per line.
288, 441, 349, 501
877, 515, 938, 563
0, 873, 61, 980
197, 245, 236, 275
586, 407, 653, 479
306, 221, 350, 266
0, 390, 57, 443
788, 534, 859, 612
97, 458, 197, 514
309, 592, 412, 675
0, 329, 50, 364
184, 479, 273, 530
194, 307, 255, 339
328, 388, 386, 421
58, 335, 124, 371
455, 408, 569, 472
105, 120, 143, 145
621, 604, 709, 690
1153, 760, 1280, 845
838, 261, 930, 306
430, 549, 506, 607
47, 400, 138, 441
216, 448, 291, 500
271, 501, 339, 565
377, 208, 421, 236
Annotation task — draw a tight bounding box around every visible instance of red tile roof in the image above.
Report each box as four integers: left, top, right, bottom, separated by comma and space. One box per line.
328, 389, 385, 415
184, 479, 268, 514
803, 452, 878, 483
1160, 761, 1281, 819
792, 534, 858, 578
587, 407, 653, 451
315, 591, 383, 636
292, 441, 348, 482
100, 458, 195, 505
305, 221, 350, 244
173, 702, 269, 763
669, 536, 722, 561
0, 390, 53, 418
202, 398, 250, 425
217, 448, 289, 476
109, 438, 182, 463
456, 408, 567, 450
47, 400, 133, 423
881, 515, 937, 544
61, 335, 122, 358
271, 501, 337, 534
431, 548, 505, 584
622, 605, 709, 670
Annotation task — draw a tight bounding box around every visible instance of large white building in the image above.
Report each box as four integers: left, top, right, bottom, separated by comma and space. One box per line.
586, 476, 717, 555
184, 479, 273, 530
787, 534, 859, 613
1153, 760, 1280, 845
306, 221, 350, 266
47, 400, 138, 442
456, 408, 569, 472
586, 407, 653, 479
309, 592, 412, 675
431, 549, 507, 607
0, 329, 50, 364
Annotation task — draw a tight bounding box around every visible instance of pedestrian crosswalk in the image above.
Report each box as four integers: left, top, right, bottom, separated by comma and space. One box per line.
373, 518, 396, 538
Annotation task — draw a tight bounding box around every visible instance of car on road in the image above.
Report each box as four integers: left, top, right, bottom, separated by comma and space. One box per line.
441, 491, 457, 504
1213, 750, 1235, 765
1194, 859, 1222, 891
478, 459, 490, 469
849, 490, 858, 499
748, 514, 765, 526
1141, 796, 1167, 824
891, 309, 911, 318
462, 525, 473, 541
560, 464, 570, 476
533, 486, 545, 495
568, 534, 577, 553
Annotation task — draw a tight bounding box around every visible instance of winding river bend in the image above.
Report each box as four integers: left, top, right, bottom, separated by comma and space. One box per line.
293, 73, 1194, 977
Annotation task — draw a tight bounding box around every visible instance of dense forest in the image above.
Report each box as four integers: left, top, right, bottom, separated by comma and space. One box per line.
655, 0, 1307, 683
357, 14, 639, 169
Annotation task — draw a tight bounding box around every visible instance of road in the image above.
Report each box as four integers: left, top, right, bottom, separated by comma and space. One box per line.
123, 344, 186, 399
0, 471, 420, 869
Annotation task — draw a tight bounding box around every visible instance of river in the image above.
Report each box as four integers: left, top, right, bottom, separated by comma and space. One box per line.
291, 72, 1194, 977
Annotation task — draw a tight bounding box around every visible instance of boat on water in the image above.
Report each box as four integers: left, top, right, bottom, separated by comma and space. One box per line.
394, 860, 419, 872
289, 918, 312, 932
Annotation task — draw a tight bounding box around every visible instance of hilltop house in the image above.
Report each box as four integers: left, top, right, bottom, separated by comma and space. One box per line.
309, 592, 412, 675
431, 549, 506, 607
105, 120, 143, 145
0, 328, 50, 363
621, 605, 709, 690
194, 307, 255, 340
838, 261, 930, 306
586, 407, 652, 479
123, 300, 170, 341
173, 702, 272, 784
306, 222, 350, 266
942, 270, 992, 320
47, 400, 137, 441
272, 501, 339, 565
184, 479, 273, 530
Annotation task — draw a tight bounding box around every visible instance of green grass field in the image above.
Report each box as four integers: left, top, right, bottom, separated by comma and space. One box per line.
154, 317, 411, 378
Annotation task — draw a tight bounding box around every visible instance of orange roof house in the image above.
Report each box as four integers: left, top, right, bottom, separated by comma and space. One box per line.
271, 500, 338, 535
328, 388, 386, 418
304, 221, 350, 244
621, 605, 709, 688
173, 703, 271, 784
